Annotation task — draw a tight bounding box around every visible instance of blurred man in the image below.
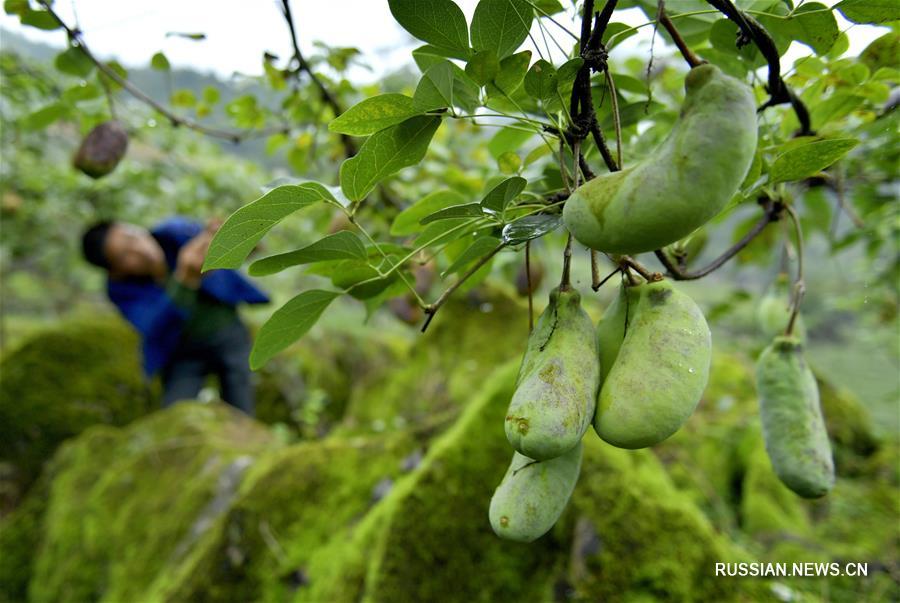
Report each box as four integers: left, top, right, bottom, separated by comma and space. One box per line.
81, 216, 269, 414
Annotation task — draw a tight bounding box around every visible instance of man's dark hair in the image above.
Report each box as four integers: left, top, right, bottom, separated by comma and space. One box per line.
81, 220, 114, 269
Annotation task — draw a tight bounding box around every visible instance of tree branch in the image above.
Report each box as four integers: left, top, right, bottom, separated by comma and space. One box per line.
705, 0, 812, 134
655, 198, 783, 280
37, 1, 286, 143
659, 3, 704, 68
421, 243, 506, 332
279, 0, 356, 157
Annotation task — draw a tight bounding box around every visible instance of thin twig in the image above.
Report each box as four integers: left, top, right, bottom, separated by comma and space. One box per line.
659, 4, 705, 68
280, 0, 356, 157
620, 256, 658, 281
526, 241, 534, 332
705, 0, 812, 134
655, 199, 783, 280
783, 203, 805, 336
603, 69, 623, 168
37, 1, 285, 143
591, 249, 601, 290
595, 267, 621, 291
421, 243, 506, 332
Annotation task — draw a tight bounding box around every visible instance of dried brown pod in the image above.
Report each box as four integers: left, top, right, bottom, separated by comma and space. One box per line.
73, 121, 129, 179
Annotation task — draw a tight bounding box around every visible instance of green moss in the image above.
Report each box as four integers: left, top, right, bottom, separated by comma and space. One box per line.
299, 362, 563, 603
738, 425, 812, 539
0, 317, 155, 502
161, 430, 425, 602
654, 352, 760, 531
569, 436, 769, 602
336, 286, 529, 433
25, 403, 276, 603
254, 330, 404, 436
815, 375, 880, 474
0, 473, 51, 603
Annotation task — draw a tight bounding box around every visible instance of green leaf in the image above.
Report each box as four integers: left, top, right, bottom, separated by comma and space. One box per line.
493, 50, 531, 95
62, 83, 102, 103
835, 0, 900, 24
250, 290, 340, 369
391, 189, 467, 235
470, 0, 533, 60
202, 86, 220, 105
556, 58, 583, 101
329, 94, 419, 136
524, 59, 558, 104
497, 151, 521, 174
331, 260, 399, 300
443, 236, 502, 276
481, 176, 526, 214
465, 50, 500, 87
421, 203, 485, 224
340, 115, 441, 201
502, 214, 561, 244
414, 218, 481, 248
21, 103, 67, 130
165, 31, 206, 40
54, 47, 94, 77
413, 61, 455, 111
789, 3, 840, 55
204, 183, 338, 270
248, 231, 368, 276
770, 138, 859, 183
171, 89, 197, 108
20, 9, 59, 30
488, 126, 534, 159
602, 23, 638, 49
150, 51, 171, 71
388, 0, 470, 56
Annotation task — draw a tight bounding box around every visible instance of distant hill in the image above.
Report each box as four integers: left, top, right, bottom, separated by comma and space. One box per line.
0, 28, 281, 164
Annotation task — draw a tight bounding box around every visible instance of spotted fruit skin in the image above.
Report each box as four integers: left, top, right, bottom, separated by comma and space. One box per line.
594, 280, 711, 449
505, 288, 600, 461
756, 336, 834, 498
562, 64, 757, 254
489, 442, 582, 542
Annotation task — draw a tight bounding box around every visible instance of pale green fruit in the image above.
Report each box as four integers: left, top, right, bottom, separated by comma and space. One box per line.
562, 64, 757, 254
595, 282, 640, 383
505, 287, 599, 460
757, 273, 806, 341
594, 280, 711, 449
756, 336, 834, 498
489, 442, 582, 542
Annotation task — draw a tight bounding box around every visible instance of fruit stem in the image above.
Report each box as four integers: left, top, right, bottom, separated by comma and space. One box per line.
783, 203, 805, 336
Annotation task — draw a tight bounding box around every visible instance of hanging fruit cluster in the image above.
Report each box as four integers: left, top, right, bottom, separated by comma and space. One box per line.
490, 65, 834, 543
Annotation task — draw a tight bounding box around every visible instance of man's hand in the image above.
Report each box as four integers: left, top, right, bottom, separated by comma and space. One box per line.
174, 230, 214, 289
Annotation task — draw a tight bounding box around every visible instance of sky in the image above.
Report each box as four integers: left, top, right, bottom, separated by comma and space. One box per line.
0, 1, 886, 83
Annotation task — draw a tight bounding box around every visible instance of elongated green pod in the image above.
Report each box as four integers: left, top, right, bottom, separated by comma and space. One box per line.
756, 336, 834, 498
489, 442, 582, 542
594, 280, 711, 449
757, 273, 806, 341
562, 64, 757, 254
505, 287, 599, 460
595, 282, 640, 383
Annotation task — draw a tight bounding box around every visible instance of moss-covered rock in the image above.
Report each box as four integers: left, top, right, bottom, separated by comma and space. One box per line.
299, 362, 565, 603
0, 317, 154, 504
298, 361, 768, 603
254, 329, 404, 436
21, 403, 276, 603
162, 430, 426, 602
336, 286, 529, 433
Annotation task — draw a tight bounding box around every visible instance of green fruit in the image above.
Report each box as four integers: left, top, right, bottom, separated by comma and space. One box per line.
73, 121, 129, 179
489, 442, 582, 542
756, 336, 834, 498
757, 273, 806, 341
594, 280, 711, 449
595, 282, 640, 382
505, 287, 599, 460
562, 64, 757, 254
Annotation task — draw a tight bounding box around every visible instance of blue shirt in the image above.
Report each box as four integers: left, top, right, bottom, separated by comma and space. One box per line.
107, 216, 269, 377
